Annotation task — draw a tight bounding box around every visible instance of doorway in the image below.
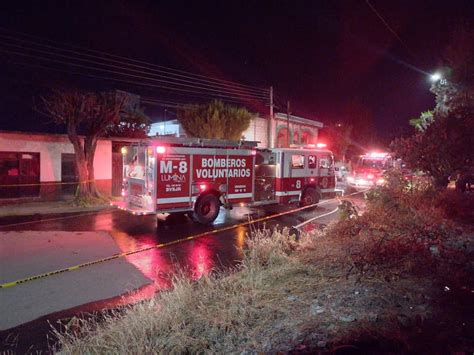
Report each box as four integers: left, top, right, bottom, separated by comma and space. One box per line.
61, 153, 78, 195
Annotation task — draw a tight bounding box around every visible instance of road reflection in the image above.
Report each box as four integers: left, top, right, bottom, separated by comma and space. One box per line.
189, 240, 212, 279
104, 207, 262, 305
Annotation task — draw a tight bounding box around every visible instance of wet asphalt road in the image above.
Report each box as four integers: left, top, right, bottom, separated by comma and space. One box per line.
0, 198, 345, 352
0, 201, 342, 295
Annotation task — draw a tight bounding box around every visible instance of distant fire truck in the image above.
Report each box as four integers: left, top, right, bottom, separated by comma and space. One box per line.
117, 137, 336, 224
347, 152, 392, 189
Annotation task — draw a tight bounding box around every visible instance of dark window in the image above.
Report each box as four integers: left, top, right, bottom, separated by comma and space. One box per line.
0, 152, 40, 198
0, 153, 19, 177
20, 154, 39, 177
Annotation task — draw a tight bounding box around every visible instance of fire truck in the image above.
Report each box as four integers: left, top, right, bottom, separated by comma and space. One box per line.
117, 137, 336, 224
346, 152, 392, 189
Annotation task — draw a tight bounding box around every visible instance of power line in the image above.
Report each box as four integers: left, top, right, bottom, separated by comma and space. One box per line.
142, 96, 249, 107
141, 101, 181, 109
142, 98, 188, 105
6, 59, 269, 105
142, 96, 246, 105
0, 34, 268, 97
365, 0, 417, 59
0, 47, 269, 103
274, 94, 287, 111
0, 45, 267, 101
0, 27, 270, 94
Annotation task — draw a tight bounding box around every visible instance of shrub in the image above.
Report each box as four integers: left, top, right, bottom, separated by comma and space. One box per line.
434, 189, 474, 224
328, 173, 472, 285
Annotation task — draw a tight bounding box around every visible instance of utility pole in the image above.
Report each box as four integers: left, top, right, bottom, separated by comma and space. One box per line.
269, 86, 274, 118
268, 86, 274, 148
286, 100, 291, 147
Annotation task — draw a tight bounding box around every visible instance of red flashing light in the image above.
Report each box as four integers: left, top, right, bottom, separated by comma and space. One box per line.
316, 143, 327, 148
310, 178, 315, 182
199, 184, 207, 191
367, 173, 374, 179
156, 146, 166, 154
251, 150, 257, 156
307, 144, 316, 148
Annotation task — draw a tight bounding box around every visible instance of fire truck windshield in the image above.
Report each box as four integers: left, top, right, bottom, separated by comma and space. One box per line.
360, 158, 389, 169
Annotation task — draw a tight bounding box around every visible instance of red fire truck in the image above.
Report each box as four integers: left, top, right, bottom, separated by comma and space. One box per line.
118, 137, 336, 224
347, 152, 392, 190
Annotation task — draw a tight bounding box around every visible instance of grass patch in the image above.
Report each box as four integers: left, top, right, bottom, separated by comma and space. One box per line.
72, 194, 111, 207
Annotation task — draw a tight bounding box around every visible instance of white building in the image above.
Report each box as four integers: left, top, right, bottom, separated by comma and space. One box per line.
0, 131, 112, 201
149, 113, 323, 148
148, 120, 182, 136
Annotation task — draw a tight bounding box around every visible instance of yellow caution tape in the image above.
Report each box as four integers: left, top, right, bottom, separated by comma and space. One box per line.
0, 189, 367, 289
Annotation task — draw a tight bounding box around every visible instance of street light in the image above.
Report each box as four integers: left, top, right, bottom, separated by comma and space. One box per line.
430, 72, 447, 85
430, 72, 442, 82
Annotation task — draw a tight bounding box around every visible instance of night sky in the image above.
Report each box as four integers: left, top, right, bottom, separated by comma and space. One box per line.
0, 0, 472, 140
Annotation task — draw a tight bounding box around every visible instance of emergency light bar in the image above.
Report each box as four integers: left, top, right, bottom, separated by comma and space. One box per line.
368, 152, 388, 158
302, 143, 326, 148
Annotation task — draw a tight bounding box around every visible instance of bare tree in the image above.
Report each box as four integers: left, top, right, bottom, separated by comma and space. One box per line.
39, 91, 149, 199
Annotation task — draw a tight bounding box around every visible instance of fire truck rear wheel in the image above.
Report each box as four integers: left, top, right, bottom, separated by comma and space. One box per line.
193, 194, 220, 225
300, 187, 319, 207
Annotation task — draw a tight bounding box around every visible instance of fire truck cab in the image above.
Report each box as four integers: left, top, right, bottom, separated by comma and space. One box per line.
118, 137, 335, 224
347, 152, 392, 189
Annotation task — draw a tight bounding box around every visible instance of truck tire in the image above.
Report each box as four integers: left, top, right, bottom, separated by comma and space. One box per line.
300, 187, 319, 207
193, 194, 220, 225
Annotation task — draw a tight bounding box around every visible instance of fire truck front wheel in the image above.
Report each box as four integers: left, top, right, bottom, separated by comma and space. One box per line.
300, 187, 320, 207
193, 194, 221, 225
